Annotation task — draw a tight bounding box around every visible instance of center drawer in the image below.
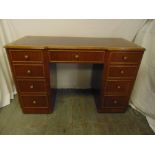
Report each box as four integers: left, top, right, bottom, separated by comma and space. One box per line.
13, 64, 45, 78
49, 51, 105, 63
17, 79, 47, 93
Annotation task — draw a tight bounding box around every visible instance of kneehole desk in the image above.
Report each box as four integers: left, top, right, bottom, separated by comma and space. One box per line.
5, 36, 145, 114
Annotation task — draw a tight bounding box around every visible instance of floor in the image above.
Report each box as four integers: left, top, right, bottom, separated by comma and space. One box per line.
0, 90, 154, 135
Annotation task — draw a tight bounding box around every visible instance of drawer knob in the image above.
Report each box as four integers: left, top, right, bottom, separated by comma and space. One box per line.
113, 100, 118, 104
117, 85, 121, 89
27, 69, 31, 74
75, 54, 79, 59
120, 70, 124, 74
123, 56, 128, 60
24, 55, 29, 59
30, 85, 34, 89
32, 100, 37, 104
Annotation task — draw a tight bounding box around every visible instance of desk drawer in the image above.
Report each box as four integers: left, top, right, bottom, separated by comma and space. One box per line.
105, 80, 131, 95
13, 64, 45, 78
107, 65, 137, 79
50, 51, 72, 61
78, 52, 105, 62
109, 52, 143, 64
20, 95, 48, 107
9, 50, 43, 63
103, 96, 128, 108
17, 79, 47, 93
49, 51, 105, 63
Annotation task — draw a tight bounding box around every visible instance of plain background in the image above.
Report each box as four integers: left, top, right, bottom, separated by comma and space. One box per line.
0, 0, 154, 155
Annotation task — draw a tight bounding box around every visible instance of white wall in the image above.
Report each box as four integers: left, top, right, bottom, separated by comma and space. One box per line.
6, 19, 145, 88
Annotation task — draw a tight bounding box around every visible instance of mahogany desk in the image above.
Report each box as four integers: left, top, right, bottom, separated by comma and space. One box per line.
5, 36, 145, 114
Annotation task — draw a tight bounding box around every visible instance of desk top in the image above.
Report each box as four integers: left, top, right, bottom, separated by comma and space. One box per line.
5, 36, 145, 51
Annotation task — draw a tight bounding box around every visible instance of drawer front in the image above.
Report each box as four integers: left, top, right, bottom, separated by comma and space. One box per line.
49, 51, 105, 63
103, 96, 128, 107
104, 80, 131, 94
10, 50, 43, 62
13, 64, 45, 78
78, 52, 105, 62
109, 52, 143, 64
17, 79, 47, 93
107, 65, 138, 79
50, 51, 73, 61
20, 95, 49, 107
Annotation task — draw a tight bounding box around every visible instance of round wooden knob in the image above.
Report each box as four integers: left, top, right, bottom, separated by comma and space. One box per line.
120, 70, 124, 74
113, 100, 118, 104
123, 56, 128, 60
32, 100, 37, 104
30, 85, 34, 89
24, 55, 29, 59
117, 85, 121, 89
75, 54, 79, 59
27, 69, 31, 74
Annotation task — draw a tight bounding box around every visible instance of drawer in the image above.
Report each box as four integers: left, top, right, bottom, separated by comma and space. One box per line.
107, 65, 138, 79
17, 79, 47, 93
13, 64, 45, 78
104, 80, 131, 95
109, 52, 143, 64
20, 95, 49, 107
78, 52, 105, 62
50, 51, 73, 61
103, 96, 128, 108
49, 51, 105, 63
9, 50, 43, 63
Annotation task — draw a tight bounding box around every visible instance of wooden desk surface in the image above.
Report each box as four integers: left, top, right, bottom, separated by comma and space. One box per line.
5, 36, 144, 51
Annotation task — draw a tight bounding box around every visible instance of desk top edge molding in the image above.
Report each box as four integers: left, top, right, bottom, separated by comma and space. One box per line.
4, 36, 145, 52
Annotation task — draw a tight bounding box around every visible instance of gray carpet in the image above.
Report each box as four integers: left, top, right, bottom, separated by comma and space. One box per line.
0, 90, 154, 135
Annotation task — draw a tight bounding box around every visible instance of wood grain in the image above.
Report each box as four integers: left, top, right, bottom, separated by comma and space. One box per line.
5, 36, 145, 51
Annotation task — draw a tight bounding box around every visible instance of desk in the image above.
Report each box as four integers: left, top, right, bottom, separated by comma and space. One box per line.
5, 36, 145, 113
